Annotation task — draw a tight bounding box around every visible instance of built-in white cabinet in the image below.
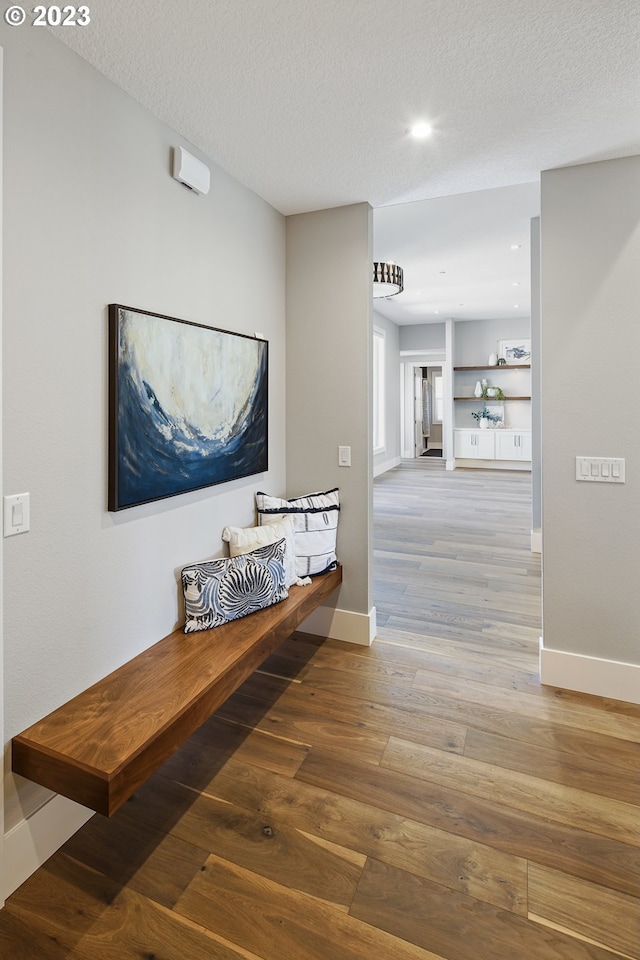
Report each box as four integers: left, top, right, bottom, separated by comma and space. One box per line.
495, 431, 532, 461
454, 429, 496, 459
454, 429, 531, 465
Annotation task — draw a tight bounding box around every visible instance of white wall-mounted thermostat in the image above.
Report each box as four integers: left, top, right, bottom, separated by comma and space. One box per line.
172, 146, 211, 195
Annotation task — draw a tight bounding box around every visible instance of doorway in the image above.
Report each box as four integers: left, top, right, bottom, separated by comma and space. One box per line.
415, 365, 443, 459
401, 357, 448, 461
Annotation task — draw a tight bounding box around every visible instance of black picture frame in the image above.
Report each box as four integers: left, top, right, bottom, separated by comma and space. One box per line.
108, 304, 268, 511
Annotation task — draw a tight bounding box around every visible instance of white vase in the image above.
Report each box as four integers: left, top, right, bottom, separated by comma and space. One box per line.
488, 352, 498, 366
480, 418, 489, 429
474, 380, 482, 398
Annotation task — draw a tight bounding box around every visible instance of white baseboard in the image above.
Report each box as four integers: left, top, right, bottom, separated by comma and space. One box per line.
539, 640, 640, 704
301, 605, 375, 646
373, 456, 401, 478
454, 458, 531, 472
3, 794, 93, 901
531, 529, 542, 554
445, 459, 456, 471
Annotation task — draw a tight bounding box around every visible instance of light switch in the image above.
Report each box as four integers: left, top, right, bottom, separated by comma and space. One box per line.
575, 457, 625, 483
4, 493, 30, 537
338, 445, 351, 467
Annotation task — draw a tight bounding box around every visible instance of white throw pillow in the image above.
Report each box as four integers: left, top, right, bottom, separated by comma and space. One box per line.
255, 488, 340, 577
222, 516, 297, 588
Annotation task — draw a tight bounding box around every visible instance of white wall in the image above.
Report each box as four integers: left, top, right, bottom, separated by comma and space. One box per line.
1, 24, 286, 891
0, 44, 5, 906
373, 311, 401, 476
286, 204, 373, 644
454, 317, 530, 366
530, 218, 542, 542
540, 156, 640, 701
399, 322, 446, 353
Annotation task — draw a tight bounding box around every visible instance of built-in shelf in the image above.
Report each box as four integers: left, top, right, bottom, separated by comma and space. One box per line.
454, 361, 531, 460
454, 364, 531, 371
454, 396, 531, 401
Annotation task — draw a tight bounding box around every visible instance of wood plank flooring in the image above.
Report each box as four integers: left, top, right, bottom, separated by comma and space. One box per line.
2, 462, 639, 959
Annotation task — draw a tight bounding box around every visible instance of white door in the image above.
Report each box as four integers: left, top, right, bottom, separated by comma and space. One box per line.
414, 371, 423, 458
496, 431, 532, 461
519, 432, 533, 460
454, 429, 495, 459
454, 430, 475, 458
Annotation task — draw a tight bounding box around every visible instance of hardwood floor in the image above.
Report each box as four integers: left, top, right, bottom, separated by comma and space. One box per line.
3, 462, 639, 959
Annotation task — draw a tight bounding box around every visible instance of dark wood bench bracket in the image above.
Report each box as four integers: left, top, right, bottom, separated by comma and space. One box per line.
12, 567, 342, 817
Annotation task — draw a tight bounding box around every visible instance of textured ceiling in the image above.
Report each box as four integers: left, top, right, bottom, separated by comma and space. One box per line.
52, 0, 640, 216
48, 1, 638, 322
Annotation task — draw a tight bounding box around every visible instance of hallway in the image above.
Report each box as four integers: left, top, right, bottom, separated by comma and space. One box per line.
374, 461, 541, 657
2, 465, 638, 959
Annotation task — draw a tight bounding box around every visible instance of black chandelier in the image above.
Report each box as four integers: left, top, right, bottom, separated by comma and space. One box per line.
372, 261, 404, 298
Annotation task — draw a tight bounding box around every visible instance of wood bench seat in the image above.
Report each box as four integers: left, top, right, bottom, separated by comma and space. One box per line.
12, 566, 342, 817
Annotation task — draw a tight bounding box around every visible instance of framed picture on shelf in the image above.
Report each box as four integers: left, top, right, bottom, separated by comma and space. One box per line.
485, 403, 505, 426
498, 338, 531, 365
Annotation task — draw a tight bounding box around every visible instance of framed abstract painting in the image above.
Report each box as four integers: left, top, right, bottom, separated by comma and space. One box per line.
108, 305, 268, 511
497, 338, 531, 365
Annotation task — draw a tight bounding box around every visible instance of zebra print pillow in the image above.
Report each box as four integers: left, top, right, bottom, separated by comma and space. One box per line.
182, 539, 288, 634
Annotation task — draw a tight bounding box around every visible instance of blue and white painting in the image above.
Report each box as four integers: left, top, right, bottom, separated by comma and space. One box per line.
109, 306, 268, 510
498, 338, 531, 365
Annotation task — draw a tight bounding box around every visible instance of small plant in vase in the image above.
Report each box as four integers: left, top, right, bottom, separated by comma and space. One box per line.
482, 385, 505, 400
472, 407, 502, 430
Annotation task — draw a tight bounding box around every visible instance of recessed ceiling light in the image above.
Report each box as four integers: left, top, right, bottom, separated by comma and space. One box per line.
512, 281, 521, 287
510, 244, 521, 251
411, 122, 433, 139
434, 310, 440, 314
513, 304, 520, 308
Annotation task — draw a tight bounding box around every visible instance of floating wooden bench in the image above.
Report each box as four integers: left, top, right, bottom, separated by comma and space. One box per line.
12, 566, 342, 817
